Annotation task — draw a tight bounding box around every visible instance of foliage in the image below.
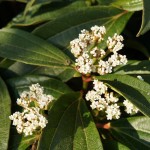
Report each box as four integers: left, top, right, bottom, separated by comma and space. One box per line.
0, 0, 150, 150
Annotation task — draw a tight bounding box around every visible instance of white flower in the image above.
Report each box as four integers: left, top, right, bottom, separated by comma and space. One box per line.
91, 25, 106, 42
70, 25, 127, 75
98, 60, 112, 75
90, 47, 106, 57
9, 107, 48, 136
93, 80, 108, 94
105, 104, 121, 120
123, 100, 139, 114
105, 92, 119, 103
85, 90, 101, 102
16, 83, 54, 110
107, 33, 124, 53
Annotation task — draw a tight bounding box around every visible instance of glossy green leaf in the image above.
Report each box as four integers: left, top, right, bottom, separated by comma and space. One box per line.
137, 0, 150, 36
97, 0, 143, 11
37, 92, 103, 150
109, 116, 150, 149
96, 74, 150, 116
45, 8, 132, 49
114, 60, 150, 74
7, 75, 72, 99
0, 28, 72, 67
0, 77, 11, 150
33, 6, 131, 39
1, 60, 77, 82
111, 0, 143, 11
11, 1, 87, 26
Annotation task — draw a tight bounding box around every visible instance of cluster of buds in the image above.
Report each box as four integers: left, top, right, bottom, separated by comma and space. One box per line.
86, 80, 139, 120
70, 25, 127, 75
9, 83, 54, 136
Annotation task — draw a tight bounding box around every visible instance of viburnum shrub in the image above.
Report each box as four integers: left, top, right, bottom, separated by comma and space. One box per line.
0, 0, 150, 150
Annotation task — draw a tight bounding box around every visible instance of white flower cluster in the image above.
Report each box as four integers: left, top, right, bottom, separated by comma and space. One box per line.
123, 100, 139, 114
9, 107, 48, 136
9, 83, 54, 136
86, 80, 120, 120
70, 25, 127, 75
17, 83, 54, 110
86, 80, 139, 120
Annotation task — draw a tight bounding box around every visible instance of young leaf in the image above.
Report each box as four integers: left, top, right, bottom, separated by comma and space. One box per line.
0, 28, 72, 67
0, 77, 11, 150
137, 0, 150, 36
96, 74, 150, 116
109, 116, 150, 149
7, 75, 72, 99
37, 92, 103, 150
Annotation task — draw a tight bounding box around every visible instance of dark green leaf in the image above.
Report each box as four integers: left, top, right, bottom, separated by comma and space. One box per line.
0, 28, 72, 67
0, 77, 11, 150
96, 74, 150, 116
11, 1, 87, 26
1, 61, 77, 82
97, 0, 143, 11
103, 140, 130, 150
137, 0, 150, 36
8, 127, 36, 150
33, 6, 131, 39
109, 116, 150, 149
114, 60, 150, 74
7, 75, 72, 99
37, 92, 103, 150
45, 8, 132, 49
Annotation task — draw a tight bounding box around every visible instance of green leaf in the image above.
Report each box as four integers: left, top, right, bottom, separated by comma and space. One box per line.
43, 7, 132, 49
8, 127, 37, 150
37, 92, 103, 150
111, 0, 143, 12
96, 74, 150, 116
0, 28, 72, 67
114, 60, 150, 74
1, 60, 77, 82
137, 0, 150, 36
11, 1, 87, 26
0, 77, 11, 150
7, 75, 72, 99
33, 6, 131, 39
103, 140, 130, 150
97, 0, 143, 11
109, 116, 150, 149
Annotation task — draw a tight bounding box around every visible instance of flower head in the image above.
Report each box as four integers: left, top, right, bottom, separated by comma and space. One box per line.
9, 83, 54, 136
70, 25, 127, 75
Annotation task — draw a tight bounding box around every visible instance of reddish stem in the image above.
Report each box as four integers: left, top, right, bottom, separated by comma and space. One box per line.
96, 123, 110, 129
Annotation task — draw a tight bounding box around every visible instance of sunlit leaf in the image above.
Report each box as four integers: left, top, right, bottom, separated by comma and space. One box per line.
7, 75, 72, 99
96, 74, 150, 116
0, 28, 72, 67
37, 92, 103, 150
109, 116, 150, 149
0, 77, 11, 150
137, 0, 150, 36
114, 60, 150, 74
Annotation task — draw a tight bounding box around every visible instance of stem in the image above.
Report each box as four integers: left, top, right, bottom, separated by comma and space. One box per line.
82, 75, 92, 91
96, 122, 110, 129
